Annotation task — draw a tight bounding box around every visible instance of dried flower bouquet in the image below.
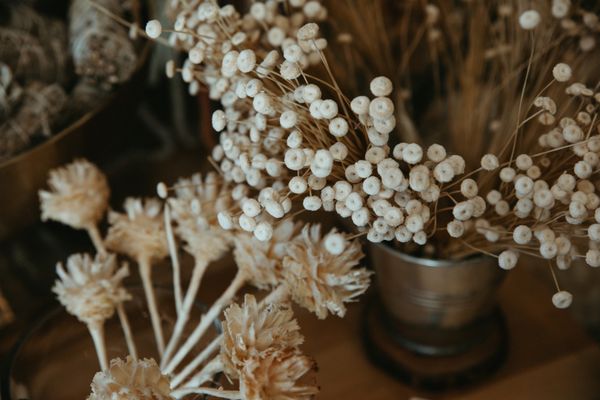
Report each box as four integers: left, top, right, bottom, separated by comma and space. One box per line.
136, 0, 600, 309
40, 159, 370, 399
34, 0, 600, 396
0, 0, 139, 160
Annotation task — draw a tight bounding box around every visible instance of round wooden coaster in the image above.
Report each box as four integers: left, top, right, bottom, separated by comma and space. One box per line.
362, 299, 508, 391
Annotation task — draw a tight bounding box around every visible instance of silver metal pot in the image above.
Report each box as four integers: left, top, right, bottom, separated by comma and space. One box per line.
364, 243, 507, 388
373, 243, 503, 324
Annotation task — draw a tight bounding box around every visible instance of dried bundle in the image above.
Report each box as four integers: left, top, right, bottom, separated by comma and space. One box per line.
4, 4, 70, 85
138, 0, 600, 308
53, 253, 131, 370
40, 159, 370, 399
0, 63, 23, 123
69, 0, 137, 87
0, 28, 63, 84
0, 82, 67, 160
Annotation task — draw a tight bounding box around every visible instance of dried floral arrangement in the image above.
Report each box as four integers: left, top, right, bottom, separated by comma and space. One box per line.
39, 159, 370, 398
30, 0, 600, 396
0, 0, 139, 161
129, 0, 600, 309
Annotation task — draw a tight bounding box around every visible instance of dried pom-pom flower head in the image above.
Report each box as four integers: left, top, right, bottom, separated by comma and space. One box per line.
221, 294, 304, 377
233, 219, 302, 289
169, 172, 233, 263
39, 159, 109, 230
53, 253, 129, 326
88, 356, 174, 400
239, 349, 318, 400
282, 225, 371, 319
105, 198, 168, 264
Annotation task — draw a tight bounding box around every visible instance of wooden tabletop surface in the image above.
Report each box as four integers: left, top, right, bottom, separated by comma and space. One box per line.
295, 266, 600, 400
1, 227, 599, 399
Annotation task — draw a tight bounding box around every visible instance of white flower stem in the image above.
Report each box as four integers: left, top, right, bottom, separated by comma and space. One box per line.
171, 333, 222, 388
163, 271, 246, 374
164, 204, 183, 315
171, 387, 241, 400
162, 260, 208, 368
139, 258, 165, 356
177, 357, 224, 392
86, 224, 106, 256
171, 286, 289, 388
116, 304, 137, 360
260, 284, 290, 306
88, 322, 108, 371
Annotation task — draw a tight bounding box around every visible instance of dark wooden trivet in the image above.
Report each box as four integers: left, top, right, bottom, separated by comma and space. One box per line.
362, 298, 508, 391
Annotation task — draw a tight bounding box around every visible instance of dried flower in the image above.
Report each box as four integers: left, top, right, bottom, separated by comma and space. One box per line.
169, 173, 233, 263
39, 159, 109, 230
221, 294, 303, 377
233, 219, 301, 289
282, 225, 371, 319
105, 198, 168, 263
53, 253, 129, 326
88, 357, 174, 400
239, 349, 318, 400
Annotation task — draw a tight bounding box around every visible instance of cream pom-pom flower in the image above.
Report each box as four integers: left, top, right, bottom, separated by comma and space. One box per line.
168, 172, 233, 263
221, 294, 304, 377
282, 225, 371, 319
239, 349, 318, 400
39, 159, 109, 230
233, 218, 302, 289
105, 197, 169, 354
105, 198, 168, 264
88, 356, 174, 400
53, 253, 130, 326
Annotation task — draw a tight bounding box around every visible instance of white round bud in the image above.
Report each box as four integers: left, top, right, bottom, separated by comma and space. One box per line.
145, 20, 162, 39
289, 176, 308, 194
481, 154, 499, 170
280, 110, 298, 129
552, 291, 573, 309
519, 10, 541, 30
460, 179, 479, 198
212, 110, 226, 132
324, 233, 346, 255
585, 249, 600, 267
513, 225, 532, 245
329, 117, 349, 137
402, 143, 423, 164
303, 196, 322, 211
426, 144, 446, 162
552, 63, 572, 82
350, 96, 369, 114
447, 220, 465, 238
156, 182, 168, 199
370, 76, 393, 97
217, 212, 233, 230
254, 222, 273, 241
498, 250, 518, 270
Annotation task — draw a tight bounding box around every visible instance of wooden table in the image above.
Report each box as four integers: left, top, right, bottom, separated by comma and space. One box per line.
295, 266, 600, 400
2, 226, 599, 399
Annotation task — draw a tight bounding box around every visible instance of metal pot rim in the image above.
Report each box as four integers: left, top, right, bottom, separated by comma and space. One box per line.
371, 242, 490, 268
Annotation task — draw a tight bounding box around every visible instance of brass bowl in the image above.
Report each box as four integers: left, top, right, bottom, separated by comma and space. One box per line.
0, 39, 151, 241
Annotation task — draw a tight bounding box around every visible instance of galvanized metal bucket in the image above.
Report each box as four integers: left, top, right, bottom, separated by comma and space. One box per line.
364, 243, 507, 388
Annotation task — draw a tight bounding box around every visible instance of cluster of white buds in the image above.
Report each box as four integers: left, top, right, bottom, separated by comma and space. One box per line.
550, 0, 600, 52
143, 1, 600, 310
431, 63, 600, 309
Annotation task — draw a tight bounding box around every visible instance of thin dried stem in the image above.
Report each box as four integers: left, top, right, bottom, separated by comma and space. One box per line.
138, 257, 165, 356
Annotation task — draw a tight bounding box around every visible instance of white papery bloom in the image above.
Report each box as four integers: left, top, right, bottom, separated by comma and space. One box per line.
39, 159, 110, 230
53, 253, 130, 326
88, 357, 173, 400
